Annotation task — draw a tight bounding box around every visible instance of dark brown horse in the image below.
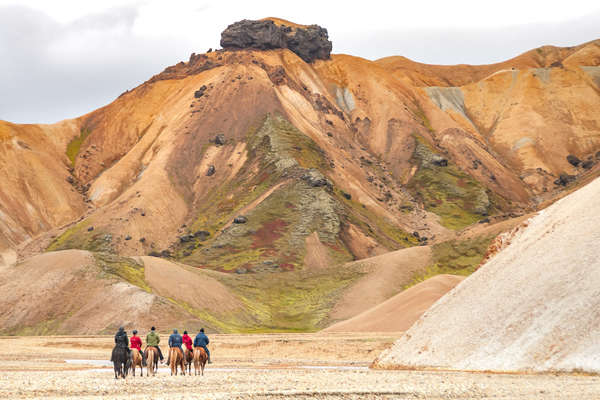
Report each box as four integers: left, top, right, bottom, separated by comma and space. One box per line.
168, 347, 185, 376
111, 346, 131, 379
193, 347, 208, 376
184, 348, 194, 375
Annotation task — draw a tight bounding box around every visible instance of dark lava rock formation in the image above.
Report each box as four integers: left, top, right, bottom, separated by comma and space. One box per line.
220, 19, 332, 63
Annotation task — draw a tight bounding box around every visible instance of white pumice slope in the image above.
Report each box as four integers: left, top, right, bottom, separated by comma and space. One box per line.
374, 177, 600, 372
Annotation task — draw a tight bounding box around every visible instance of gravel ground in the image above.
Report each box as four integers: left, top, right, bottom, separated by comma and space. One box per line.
1, 335, 599, 399
2, 367, 600, 399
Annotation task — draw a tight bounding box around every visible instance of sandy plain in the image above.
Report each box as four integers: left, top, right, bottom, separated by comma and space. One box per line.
1, 334, 600, 399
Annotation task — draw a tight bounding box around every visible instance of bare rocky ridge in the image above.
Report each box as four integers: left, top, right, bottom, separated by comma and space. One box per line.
220, 18, 332, 62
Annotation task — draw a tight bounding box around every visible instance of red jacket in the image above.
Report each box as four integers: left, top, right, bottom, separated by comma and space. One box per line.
182, 334, 193, 350
130, 335, 142, 351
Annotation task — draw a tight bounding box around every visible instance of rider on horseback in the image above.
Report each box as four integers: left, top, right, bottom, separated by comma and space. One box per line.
111, 327, 131, 378
182, 330, 193, 358
145, 326, 164, 364
165, 329, 183, 365
114, 327, 130, 353
130, 330, 144, 366
194, 328, 212, 364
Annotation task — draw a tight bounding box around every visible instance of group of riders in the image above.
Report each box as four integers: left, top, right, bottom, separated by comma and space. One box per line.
113, 326, 212, 368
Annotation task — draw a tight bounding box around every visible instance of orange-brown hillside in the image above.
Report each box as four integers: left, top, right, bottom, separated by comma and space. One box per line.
1, 22, 599, 333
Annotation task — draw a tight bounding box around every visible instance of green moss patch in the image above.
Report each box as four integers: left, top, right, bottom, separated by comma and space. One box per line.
93, 252, 151, 292
405, 234, 495, 287
46, 221, 114, 253
175, 114, 349, 271
407, 135, 491, 230
214, 266, 365, 332
335, 188, 419, 250
66, 128, 91, 166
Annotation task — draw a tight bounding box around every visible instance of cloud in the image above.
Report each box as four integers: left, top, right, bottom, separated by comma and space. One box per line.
0, 5, 194, 123
333, 11, 600, 64
0, 4, 598, 123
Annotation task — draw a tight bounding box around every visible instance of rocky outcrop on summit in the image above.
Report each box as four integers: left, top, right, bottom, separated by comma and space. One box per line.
220, 19, 332, 63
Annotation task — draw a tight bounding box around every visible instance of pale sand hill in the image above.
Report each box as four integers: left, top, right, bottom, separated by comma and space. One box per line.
324, 274, 464, 332
328, 246, 432, 322
374, 177, 600, 372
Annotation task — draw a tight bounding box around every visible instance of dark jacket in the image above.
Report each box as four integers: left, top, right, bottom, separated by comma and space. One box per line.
169, 332, 183, 348
194, 332, 209, 347
115, 329, 129, 348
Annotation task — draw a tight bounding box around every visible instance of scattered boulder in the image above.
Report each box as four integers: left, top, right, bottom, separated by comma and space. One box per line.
160, 250, 172, 258
87, 226, 94, 232
66, 176, 75, 184
215, 134, 226, 145
220, 19, 332, 63
301, 169, 330, 187
596, 151, 600, 160
179, 234, 194, 243
234, 216, 248, 224
582, 160, 595, 170
193, 230, 210, 240
341, 191, 352, 200
479, 218, 491, 224
432, 156, 448, 167
125, 235, 132, 241
235, 267, 247, 274
148, 251, 161, 257
139, 237, 146, 243
554, 173, 577, 186
194, 85, 208, 98
206, 165, 216, 176
567, 154, 581, 167
412, 231, 420, 239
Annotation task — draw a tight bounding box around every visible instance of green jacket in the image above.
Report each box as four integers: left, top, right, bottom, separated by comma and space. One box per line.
147, 331, 160, 347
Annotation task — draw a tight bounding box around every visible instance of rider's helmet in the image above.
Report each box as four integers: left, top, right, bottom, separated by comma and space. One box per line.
133, 330, 138, 334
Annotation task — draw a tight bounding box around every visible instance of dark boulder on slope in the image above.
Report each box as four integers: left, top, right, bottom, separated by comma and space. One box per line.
220, 19, 332, 63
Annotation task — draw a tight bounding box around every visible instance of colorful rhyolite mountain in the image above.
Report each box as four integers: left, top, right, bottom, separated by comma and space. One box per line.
0, 18, 599, 335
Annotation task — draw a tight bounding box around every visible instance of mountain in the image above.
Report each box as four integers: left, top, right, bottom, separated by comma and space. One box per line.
0, 18, 599, 333
373, 177, 600, 372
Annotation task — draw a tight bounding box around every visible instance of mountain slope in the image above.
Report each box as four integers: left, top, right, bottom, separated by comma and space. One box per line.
374, 177, 600, 372
324, 274, 464, 332
0, 22, 599, 333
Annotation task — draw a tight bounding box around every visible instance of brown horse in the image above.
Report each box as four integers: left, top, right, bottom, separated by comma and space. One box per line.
130, 349, 143, 377
184, 348, 194, 375
193, 347, 208, 376
168, 347, 185, 376
146, 347, 158, 376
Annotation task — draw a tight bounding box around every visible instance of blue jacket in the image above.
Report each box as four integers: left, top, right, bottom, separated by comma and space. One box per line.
194, 332, 209, 347
169, 333, 182, 348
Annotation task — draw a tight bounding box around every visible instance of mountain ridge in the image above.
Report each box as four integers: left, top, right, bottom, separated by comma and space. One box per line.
1, 23, 599, 333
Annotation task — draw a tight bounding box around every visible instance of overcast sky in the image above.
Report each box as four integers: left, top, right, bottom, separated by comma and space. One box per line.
1, 0, 599, 123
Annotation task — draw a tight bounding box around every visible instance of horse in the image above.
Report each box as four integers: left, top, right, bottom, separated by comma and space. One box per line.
184, 348, 194, 375
145, 347, 158, 376
111, 346, 131, 379
130, 348, 143, 377
193, 347, 208, 376
168, 347, 185, 376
